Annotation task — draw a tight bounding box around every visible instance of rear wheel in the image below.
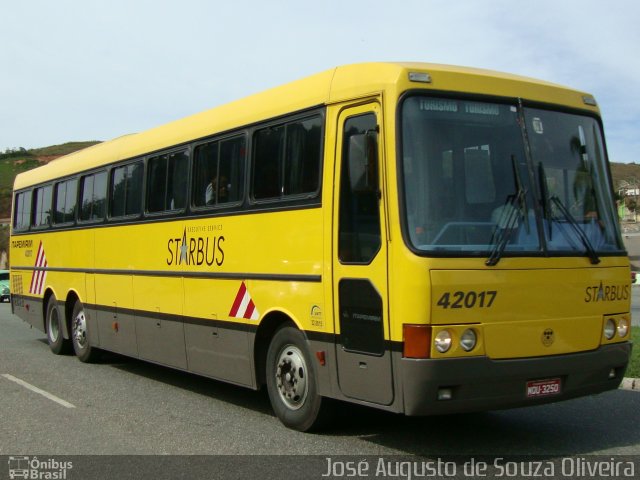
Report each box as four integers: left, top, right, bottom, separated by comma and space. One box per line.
45, 296, 71, 354
71, 300, 99, 363
266, 325, 330, 431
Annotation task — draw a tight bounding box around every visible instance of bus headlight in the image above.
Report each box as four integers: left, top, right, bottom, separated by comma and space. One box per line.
617, 318, 629, 338
434, 330, 452, 353
460, 329, 477, 352
604, 318, 616, 340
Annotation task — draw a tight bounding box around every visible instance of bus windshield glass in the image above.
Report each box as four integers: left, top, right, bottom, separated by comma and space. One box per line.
400, 96, 623, 258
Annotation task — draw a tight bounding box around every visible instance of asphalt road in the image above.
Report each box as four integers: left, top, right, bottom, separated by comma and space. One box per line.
0, 302, 638, 463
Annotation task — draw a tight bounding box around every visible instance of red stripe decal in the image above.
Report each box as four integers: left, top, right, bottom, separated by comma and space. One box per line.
244, 300, 255, 320
229, 282, 247, 317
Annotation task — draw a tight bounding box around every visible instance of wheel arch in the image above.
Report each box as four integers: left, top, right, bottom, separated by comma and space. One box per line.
253, 310, 300, 388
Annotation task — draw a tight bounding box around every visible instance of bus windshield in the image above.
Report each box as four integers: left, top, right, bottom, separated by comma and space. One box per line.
400, 96, 623, 259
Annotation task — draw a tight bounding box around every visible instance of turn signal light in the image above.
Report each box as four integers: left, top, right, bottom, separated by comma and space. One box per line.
403, 324, 431, 358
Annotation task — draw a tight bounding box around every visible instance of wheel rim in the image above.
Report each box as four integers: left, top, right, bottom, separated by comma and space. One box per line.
48, 308, 60, 343
275, 344, 308, 410
73, 308, 88, 349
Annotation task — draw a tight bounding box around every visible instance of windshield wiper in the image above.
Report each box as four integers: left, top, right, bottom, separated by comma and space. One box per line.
538, 163, 553, 240
486, 189, 526, 266
549, 195, 600, 264
486, 156, 528, 266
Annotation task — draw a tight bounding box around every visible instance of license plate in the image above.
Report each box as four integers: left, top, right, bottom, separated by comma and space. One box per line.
526, 378, 561, 398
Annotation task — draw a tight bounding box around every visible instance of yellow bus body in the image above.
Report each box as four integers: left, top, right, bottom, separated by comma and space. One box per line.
10, 62, 631, 430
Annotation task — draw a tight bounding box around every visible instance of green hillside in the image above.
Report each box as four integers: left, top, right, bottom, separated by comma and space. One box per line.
29, 141, 101, 157
0, 142, 100, 217
0, 142, 100, 268
611, 162, 640, 188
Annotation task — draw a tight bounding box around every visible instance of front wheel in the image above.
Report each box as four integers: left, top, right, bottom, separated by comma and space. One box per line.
71, 300, 99, 363
266, 325, 330, 431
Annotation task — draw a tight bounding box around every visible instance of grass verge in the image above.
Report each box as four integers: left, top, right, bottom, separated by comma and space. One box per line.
627, 326, 639, 378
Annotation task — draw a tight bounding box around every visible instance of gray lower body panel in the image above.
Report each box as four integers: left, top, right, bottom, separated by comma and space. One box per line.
185, 323, 252, 387
401, 343, 632, 416
12, 296, 44, 332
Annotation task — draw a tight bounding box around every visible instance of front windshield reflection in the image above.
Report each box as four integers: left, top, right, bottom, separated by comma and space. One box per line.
400, 96, 623, 259
526, 108, 622, 253
401, 96, 538, 255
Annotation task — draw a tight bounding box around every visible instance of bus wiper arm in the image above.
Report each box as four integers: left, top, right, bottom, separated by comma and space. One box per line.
538, 162, 553, 240
486, 188, 526, 266
549, 196, 600, 264
512, 154, 530, 234
486, 155, 528, 267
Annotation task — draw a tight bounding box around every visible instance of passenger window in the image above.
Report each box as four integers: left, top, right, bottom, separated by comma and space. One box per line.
79, 171, 107, 222
54, 178, 78, 224
110, 162, 143, 218
13, 191, 32, 231
253, 126, 284, 200
32, 185, 53, 227
193, 136, 245, 207
147, 150, 188, 212
252, 115, 322, 201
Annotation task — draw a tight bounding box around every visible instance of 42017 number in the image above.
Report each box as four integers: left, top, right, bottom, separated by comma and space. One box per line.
436, 290, 497, 309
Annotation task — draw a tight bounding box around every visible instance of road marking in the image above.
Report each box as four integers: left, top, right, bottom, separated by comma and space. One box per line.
1, 373, 76, 408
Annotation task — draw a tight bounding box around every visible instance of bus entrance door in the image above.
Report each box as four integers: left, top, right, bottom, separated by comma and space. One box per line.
331, 102, 393, 405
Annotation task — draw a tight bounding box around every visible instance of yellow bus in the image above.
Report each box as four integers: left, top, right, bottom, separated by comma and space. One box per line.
9, 62, 632, 431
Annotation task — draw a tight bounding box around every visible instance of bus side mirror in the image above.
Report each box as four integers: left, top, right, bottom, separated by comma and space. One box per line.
348, 130, 379, 192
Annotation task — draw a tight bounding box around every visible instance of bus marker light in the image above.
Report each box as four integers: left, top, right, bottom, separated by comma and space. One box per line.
315, 350, 326, 366
403, 324, 431, 358
409, 72, 432, 83
608, 368, 616, 379
112, 321, 119, 333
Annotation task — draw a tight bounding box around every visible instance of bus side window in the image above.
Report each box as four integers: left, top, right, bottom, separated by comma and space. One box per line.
13, 191, 32, 231
79, 172, 107, 222
284, 117, 322, 196
252, 115, 322, 201
168, 151, 188, 210
32, 185, 53, 228
110, 162, 143, 218
193, 135, 246, 208
54, 178, 78, 224
193, 141, 219, 207
218, 136, 245, 204
147, 151, 188, 212
253, 126, 284, 200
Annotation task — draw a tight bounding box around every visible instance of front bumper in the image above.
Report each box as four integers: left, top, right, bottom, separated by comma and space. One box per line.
401, 342, 632, 415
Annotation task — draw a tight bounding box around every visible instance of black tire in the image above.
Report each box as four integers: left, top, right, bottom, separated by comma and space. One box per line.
266, 325, 331, 431
71, 300, 99, 363
45, 296, 71, 354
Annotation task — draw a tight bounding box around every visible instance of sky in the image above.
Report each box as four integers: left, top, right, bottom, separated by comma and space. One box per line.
1, 0, 639, 163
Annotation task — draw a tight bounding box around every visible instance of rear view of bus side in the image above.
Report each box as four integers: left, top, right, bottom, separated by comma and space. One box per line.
10, 63, 632, 431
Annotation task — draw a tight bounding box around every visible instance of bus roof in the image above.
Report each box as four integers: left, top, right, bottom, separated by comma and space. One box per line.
14, 62, 597, 190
